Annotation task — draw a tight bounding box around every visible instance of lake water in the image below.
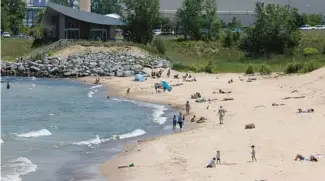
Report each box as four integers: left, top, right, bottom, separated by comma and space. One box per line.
1, 77, 176, 181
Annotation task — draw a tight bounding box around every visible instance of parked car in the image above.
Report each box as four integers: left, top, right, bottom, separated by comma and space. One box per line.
2, 32, 11, 38
299, 24, 313, 30
153, 29, 162, 35
313, 25, 325, 30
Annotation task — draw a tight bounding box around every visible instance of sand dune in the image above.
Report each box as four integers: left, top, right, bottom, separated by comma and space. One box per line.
81, 68, 325, 181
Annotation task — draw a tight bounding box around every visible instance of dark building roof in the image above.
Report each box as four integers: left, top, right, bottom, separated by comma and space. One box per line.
47, 2, 125, 26
160, 0, 325, 14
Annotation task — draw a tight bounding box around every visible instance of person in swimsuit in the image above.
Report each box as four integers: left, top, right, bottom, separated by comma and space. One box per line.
172, 115, 177, 132
216, 151, 221, 164
295, 154, 305, 161
6, 81, 10, 89
185, 101, 191, 115
178, 112, 184, 131
251, 145, 257, 162
218, 106, 226, 124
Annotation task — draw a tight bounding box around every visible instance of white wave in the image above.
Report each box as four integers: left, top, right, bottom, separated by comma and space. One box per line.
49, 113, 54, 116
15, 129, 52, 138
32, 84, 36, 87
73, 135, 110, 146
89, 85, 103, 90
1, 157, 38, 181
118, 129, 146, 140
1, 138, 3, 144
111, 98, 136, 103
163, 125, 173, 130
31, 77, 37, 80
88, 90, 95, 97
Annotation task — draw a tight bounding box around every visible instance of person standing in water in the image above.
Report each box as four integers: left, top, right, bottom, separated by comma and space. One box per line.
218, 106, 226, 124
185, 101, 191, 115
251, 145, 257, 162
6, 81, 10, 89
178, 112, 184, 131
172, 115, 177, 132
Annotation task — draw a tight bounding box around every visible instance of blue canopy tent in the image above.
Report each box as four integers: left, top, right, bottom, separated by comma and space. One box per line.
135, 74, 145, 82
161, 81, 172, 92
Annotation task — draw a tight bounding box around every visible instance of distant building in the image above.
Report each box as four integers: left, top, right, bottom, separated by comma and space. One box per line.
41, 1, 125, 40
24, 0, 48, 27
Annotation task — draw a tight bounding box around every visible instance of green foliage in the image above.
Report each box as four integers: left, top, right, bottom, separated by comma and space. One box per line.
303, 47, 319, 56
1, 0, 26, 34
201, 0, 220, 40
172, 62, 197, 72
228, 17, 242, 28
240, 3, 301, 56
123, 0, 160, 44
222, 29, 233, 47
302, 13, 323, 26
245, 64, 255, 74
259, 64, 271, 75
232, 31, 241, 42
323, 45, 325, 54
300, 61, 322, 73
152, 36, 166, 54
177, 0, 204, 40
91, 0, 123, 15
204, 60, 213, 73
285, 62, 304, 73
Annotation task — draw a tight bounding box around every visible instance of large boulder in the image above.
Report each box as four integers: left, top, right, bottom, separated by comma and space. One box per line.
123, 70, 135, 77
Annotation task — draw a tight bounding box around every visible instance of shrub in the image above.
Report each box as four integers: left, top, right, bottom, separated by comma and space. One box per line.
232, 31, 241, 42
245, 64, 254, 75
259, 64, 271, 75
323, 45, 325, 54
303, 47, 319, 56
204, 60, 213, 73
152, 36, 166, 54
172, 62, 197, 72
300, 61, 322, 73
285, 62, 304, 74
222, 29, 233, 48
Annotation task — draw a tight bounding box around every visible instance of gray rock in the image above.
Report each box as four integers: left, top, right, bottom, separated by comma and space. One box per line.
18, 64, 26, 71
10, 64, 18, 70
49, 67, 58, 73
116, 70, 124, 77
123, 70, 135, 77
30, 66, 41, 72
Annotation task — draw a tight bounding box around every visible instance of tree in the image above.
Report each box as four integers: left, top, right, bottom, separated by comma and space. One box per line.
92, 0, 123, 15
1, 0, 26, 34
302, 13, 323, 26
32, 9, 45, 38
201, 0, 220, 40
240, 2, 301, 56
49, 0, 70, 7
176, 0, 204, 40
123, 0, 160, 44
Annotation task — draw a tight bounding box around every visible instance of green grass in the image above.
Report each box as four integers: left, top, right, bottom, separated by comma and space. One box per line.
1, 39, 34, 61
163, 30, 325, 73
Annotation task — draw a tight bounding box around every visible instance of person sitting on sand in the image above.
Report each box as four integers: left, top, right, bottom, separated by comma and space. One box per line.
216, 151, 221, 164
251, 145, 257, 162
167, 69, 171, 78
294, 154, 305, 161
126, 88, 130, 95
294, 154, 318, 162
185, 101, 191, 115
191, 115, 196, 122
178, 112, 184, 131
298, 108, 314, 113
172, 115, 177, 132
206, 157, 216, 168
218, 106, 226, 124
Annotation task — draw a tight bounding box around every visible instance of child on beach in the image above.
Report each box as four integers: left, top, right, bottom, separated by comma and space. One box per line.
206, 157, 216, 168
172, 115, 177, 132
216, 150, 221, 164
251, 145, 257, 162
178, 112, 184, 131
185, 101, 191, 115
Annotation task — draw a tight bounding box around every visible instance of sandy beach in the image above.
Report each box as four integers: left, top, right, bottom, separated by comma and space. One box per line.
81, 68, 325, 181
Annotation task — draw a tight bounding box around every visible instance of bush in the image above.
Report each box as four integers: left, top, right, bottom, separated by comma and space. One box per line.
300, 61, 322, 73
245, 64, 255, 75
222, 29, 233, 48
303, 47, 319, 56
204, 60, 213, 73
285, 62, 304, 74
232, 32, 241, 42
323, 45, 325, 54
259, 64, 271, 75
152, 36, 166, 54
172, 62, 197, 72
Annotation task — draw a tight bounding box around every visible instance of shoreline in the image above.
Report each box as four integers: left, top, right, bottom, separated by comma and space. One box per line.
81, 68, 325, 181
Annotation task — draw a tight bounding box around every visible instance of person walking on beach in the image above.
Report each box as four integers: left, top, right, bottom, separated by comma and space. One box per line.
178, 112, 184, 131
6, 81, 10, 90
216, 150, 221, 164
218, 106, 226, 124
185, 101, 191, 115
251, 145, 257, 162
172, 115, 177, 132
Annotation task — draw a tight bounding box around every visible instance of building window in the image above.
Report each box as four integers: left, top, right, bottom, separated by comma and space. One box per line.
65, 17, 79, 29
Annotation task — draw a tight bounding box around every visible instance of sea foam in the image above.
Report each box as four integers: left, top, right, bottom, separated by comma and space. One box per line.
89, 85, 103, 90
73, 135, 110, 146
15, 129, 52, 138
118, 129, 146, 139
1, 157, 38, 181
